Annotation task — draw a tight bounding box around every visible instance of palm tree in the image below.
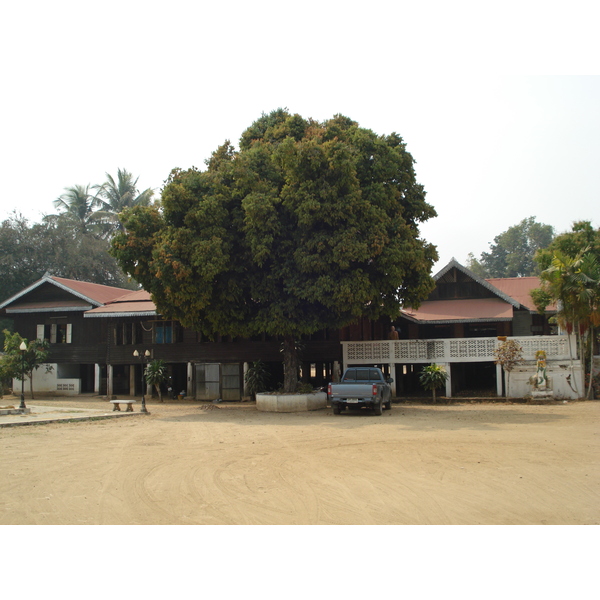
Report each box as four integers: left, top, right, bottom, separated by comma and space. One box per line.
94, 169, 154, 234
53, 184, 102, 236
540, 250, 590, 396
419, 363, 449, 404
575, 252, 600, 398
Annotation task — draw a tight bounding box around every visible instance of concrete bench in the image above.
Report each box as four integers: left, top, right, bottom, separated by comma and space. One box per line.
110, 399, 136, 412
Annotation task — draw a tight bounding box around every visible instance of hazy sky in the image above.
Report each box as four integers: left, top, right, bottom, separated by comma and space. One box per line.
1, 1, 598, 272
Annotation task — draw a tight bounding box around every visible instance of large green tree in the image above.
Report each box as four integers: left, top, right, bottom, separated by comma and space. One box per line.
112, 110, 438, 392
535, 221, 600, 271
468, 216, 554, 277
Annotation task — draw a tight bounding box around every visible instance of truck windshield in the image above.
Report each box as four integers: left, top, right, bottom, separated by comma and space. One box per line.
342, 369, 382, 382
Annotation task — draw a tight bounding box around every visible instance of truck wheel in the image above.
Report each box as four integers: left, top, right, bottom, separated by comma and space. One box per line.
374, 401, 383, 416
333, 404, 341, 415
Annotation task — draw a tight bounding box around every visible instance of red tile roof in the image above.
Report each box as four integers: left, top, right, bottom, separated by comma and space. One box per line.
486, 277, 556, 312
0, 274, 132, 313
49, 276, 130, 305
106, 289, 153, 304
84, 289, 156, 317
402, 298, 514, 323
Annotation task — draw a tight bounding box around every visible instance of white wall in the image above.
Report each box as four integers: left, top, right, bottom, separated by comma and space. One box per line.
12, 364, 81, 396
507, 360, 584, 400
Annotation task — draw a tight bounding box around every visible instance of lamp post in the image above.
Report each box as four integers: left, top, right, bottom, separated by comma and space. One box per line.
133, 349, 151, 413
19, 340, 27, 410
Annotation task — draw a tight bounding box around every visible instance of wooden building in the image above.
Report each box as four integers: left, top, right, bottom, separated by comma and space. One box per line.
0, 274, 342, 399
2, 260, 581, 400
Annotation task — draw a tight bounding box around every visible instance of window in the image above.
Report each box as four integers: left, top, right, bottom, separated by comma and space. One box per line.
153, 321, 181, 344
114, 323, 144, 345
37, 323, 72, 344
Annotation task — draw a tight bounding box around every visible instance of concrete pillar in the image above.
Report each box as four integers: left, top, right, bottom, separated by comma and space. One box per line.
129, 364, 136, 396
443, 363, 452, 398
496, 364, 503, 397
333, 361, 341, 382
187, 362, 194, 398
94, 364, 101, 394
243, 362, 249, 395
388, 362, 397, 397
107, 364, 115, 399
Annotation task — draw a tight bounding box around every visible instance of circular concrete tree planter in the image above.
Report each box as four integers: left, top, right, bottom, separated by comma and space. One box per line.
256, 392, 327, 413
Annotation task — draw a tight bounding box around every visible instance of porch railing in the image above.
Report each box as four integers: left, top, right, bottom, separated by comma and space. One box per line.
342, 335, 575, 365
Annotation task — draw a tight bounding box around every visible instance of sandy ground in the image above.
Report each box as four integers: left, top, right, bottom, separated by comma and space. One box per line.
1, 396, 598, 525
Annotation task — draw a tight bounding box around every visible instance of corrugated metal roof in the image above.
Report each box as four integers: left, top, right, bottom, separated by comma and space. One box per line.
401, 298, 513, 324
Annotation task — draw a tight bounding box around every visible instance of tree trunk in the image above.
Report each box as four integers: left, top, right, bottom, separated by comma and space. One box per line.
28, 371, 35, 400
282, 335, 299, 393
155, 383, 163, 402
587, 328, 594, 400
569, 330, 580, 396
432, 388, 436, 404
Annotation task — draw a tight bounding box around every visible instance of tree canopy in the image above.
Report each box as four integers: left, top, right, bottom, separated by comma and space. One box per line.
532, 221, 600, 398
0, 330, 51, 399
534, 220, 600, 271
0, 212, 135, 305
112, 110, 438, 391
467, 216, 555, 277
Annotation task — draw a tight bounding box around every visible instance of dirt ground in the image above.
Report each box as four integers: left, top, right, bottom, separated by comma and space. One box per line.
1, 396, 598, 525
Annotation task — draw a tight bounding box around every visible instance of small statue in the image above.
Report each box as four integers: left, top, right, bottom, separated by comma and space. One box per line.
533, 350, 548, 390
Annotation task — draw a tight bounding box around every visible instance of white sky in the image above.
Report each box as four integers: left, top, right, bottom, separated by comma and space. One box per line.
1, 0, 599, 273
1, 0, 595, 577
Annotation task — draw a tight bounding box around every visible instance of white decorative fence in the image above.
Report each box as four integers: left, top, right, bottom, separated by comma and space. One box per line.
343, 335, 575, 365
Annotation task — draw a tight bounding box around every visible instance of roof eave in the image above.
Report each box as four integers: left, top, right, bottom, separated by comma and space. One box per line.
416, 318, 514, 325
5, 305, 93, 314
84, 311, 157, 318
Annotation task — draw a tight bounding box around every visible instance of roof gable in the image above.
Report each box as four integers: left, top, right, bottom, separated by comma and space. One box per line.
0, 274, 131, 314
431, 259, 519, 307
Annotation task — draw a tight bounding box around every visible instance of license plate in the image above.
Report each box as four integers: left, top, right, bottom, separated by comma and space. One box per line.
346, 399, 359, 403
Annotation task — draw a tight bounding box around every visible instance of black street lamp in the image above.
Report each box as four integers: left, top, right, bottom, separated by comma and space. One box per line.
19, 340, 27, 410
133, 349, 151, 413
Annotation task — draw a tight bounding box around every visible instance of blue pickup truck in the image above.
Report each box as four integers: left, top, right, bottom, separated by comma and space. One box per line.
328, 367, 393, 416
